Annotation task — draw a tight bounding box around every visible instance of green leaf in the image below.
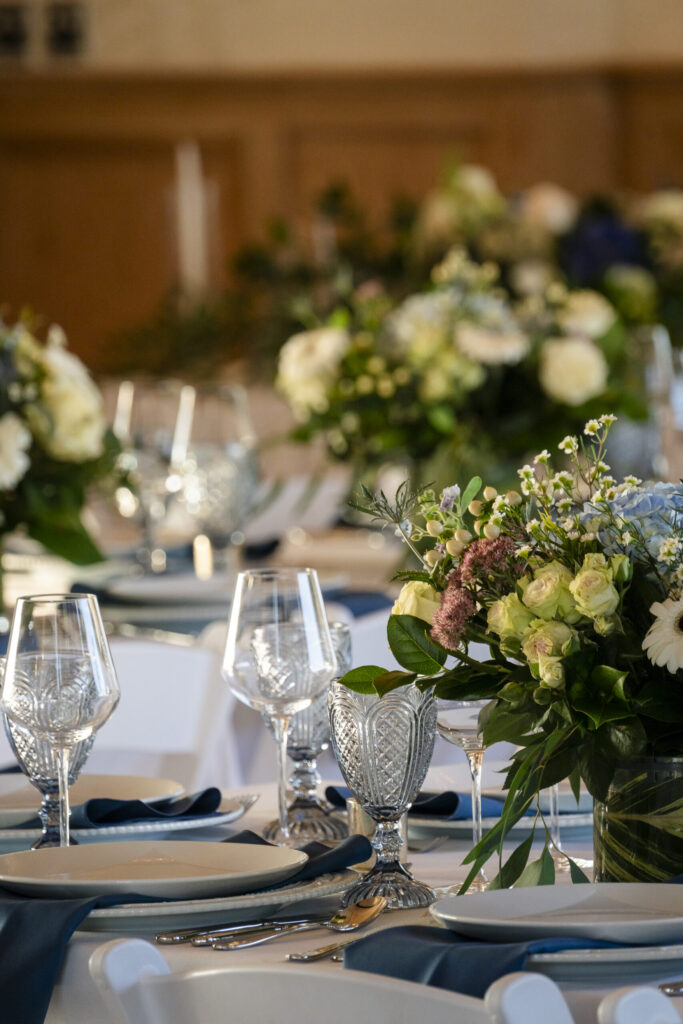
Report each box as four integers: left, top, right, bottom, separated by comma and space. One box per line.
460, 476, 482, 512
387, 614, 446, 675
27, 521, 102, 565
486, 833, 534, 890
482, 708, 538, 746
568, 856, 591, 883
338, 666, 387, 695
373, 670, 417, 697
515, 846, 555, 887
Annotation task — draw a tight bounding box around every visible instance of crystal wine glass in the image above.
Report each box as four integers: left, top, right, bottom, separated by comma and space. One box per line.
112, 378, 190, 573
0, 594, 120, 847
263, 620, 351, 843
436, 699, 489, 892
179, 384, 259, 574
222, 568, 337, 845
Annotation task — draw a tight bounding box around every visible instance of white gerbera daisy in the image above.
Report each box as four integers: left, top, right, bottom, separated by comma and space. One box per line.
642, 597, 683, 674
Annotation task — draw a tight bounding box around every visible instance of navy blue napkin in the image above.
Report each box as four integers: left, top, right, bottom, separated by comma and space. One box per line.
222, 829, 372, 884
344, 925, 623, 998
68, 787, 223, 829
325, 786, 509, 821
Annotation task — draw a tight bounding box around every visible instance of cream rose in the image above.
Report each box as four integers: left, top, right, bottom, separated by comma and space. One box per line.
0, 412, 31, 489
558, 290, 617, 339
454, 322, 529, 366
520, 561, 579, 622
569, 554, 620, 619
518, 183, 578, 234
276, 326, 350, 417
487, 593, 535, 640
537, 654, 566, 688
539, 336, 608, 406
521, 619, 575, 663
392, 581, 442, 624
27, 336, 106, 462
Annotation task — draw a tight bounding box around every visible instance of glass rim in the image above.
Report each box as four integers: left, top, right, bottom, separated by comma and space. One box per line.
236, 567, 319, 579
14, 592, 98, 605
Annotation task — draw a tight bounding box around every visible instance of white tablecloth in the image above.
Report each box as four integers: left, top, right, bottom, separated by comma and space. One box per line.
43, 774, 683, 1024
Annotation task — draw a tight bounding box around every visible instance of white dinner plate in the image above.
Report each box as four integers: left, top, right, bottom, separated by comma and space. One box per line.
0, 793, 255, 851
0, 840, 308, 899
481, 782, 593, 815
0, 774, 184, 828
408, 810, 593, 840
106, 573, 234, 606
431, 884, 683, 944
80, 869, 358, 933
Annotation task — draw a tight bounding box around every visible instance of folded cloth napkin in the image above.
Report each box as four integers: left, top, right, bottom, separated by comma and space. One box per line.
68, 787, 223, 829
344, 925, 623, 998
325, 786, 510, 820
0, 827, 372, 1024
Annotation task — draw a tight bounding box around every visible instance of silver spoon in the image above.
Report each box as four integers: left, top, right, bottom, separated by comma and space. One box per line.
211, 896, 387, 950
659, 981, 683, 996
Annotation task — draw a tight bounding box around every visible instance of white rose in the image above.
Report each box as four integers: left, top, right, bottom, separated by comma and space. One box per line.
510, 259, 556, 297
518, 183, 578, 234
276, 327, 350, 417
28, 339, 106, 461
0, 412, 31, 489
639, 189, 683, 233
539, 336, 608, 406
458, 164, 501, 203
558, 291, 617, 339
455, 322, 529, 365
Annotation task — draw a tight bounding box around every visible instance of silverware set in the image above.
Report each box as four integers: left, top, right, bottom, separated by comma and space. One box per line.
155, 896, 387, 961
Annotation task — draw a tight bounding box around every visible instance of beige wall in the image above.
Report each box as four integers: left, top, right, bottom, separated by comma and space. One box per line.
19, 0, 683, 71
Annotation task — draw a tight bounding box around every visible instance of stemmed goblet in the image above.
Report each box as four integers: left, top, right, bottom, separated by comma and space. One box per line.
222, 568, 337, 846
263, 621, 351, 843
0, 594, 120, 847
436, 699, 489, 892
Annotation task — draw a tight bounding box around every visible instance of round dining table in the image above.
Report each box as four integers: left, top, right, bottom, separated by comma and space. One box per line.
38, 775, 683, 1024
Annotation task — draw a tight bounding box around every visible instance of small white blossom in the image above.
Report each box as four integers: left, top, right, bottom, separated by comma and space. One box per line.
534, 449, 551, 465
658, 537, 681, 563
584, 419, 600, 436
559, 436, 579, 454
600, 413, 617, 426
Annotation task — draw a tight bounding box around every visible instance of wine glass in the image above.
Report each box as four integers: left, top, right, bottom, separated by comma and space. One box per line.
436, 699, 489, 892
262, 620, 351, 843
222, 568, 337, 845
179, 384, 259, 575
0, 594, 120, 847
112, 378, 191, 573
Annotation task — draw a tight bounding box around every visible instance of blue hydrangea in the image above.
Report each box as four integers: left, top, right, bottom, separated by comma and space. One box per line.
581, 483, 683, 559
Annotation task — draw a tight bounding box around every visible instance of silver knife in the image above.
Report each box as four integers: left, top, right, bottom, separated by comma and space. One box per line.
155, 915, 329, 945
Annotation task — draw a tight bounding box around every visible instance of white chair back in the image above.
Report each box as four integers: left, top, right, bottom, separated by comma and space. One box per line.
484, 971, 576, 1024
84, 639, 238, 791
597, 985, 680, 1024
89, 938, 491, 1024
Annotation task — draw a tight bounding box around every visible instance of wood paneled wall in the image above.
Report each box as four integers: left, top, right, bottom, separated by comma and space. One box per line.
0, 66, 682, 369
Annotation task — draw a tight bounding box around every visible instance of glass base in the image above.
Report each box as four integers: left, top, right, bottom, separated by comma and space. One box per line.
341, 861, 436, 910
262, 802, 347, 844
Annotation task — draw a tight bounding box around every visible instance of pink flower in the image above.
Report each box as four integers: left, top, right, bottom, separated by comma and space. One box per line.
460, 536, 523, 585
430, 574, 476, 651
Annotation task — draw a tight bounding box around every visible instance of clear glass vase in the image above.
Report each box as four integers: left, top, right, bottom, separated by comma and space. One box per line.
593, 756, 683, 882
328, 681, 437, 909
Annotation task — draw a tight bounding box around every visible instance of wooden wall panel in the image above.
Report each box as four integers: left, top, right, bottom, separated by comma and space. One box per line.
0, 68, 681, 370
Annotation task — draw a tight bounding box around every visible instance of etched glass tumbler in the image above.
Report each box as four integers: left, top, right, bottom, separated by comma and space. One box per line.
263, 621, 351, 843
328, 681, 437, 908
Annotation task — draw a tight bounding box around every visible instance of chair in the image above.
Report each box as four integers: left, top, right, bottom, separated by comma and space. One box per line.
484, 971, 576, 1024
83, 638, 239, 791
597, 985, 680, 1024
89, 938, 491, 1024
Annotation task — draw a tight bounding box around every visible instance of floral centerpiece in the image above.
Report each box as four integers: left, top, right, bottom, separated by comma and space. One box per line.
0, 320, 119, 605
341, 414, 683, 885
276, 248, 645, 491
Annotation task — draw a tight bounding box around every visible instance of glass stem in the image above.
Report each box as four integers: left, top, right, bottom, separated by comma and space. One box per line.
550, 782, 562, 849
38, 792, 61, 847
271, 715, 291, 843
467, 748, 484, 848
56, 747, 71, 848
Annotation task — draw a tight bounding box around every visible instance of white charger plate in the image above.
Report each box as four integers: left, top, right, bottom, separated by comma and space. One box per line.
0, 774, 184, 828
0, 794, 255, 851
106, 573, 234, 606
431, 884, 683, 944
528, 943, 683, 983
408, 810, 592, 840
0, 840, 308, 899
80, 869, 357, 933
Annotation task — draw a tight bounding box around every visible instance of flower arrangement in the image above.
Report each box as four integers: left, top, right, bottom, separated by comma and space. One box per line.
0, 320, 119, 569
276, 248, 645, 489
342, 414, 683, 886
